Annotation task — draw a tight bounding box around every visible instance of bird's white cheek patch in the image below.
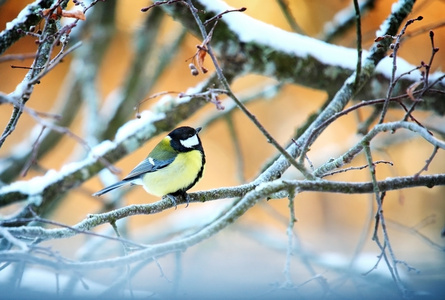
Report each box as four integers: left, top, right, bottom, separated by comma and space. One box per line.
180, 135, 199, 148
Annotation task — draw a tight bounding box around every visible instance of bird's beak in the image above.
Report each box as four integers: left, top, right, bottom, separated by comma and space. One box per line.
196, 127, 202, 133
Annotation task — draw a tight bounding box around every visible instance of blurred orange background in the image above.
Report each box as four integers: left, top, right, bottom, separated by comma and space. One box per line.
1, 0, 444, 297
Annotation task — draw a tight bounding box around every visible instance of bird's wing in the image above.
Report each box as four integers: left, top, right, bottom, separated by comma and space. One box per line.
123, 157, 174, 181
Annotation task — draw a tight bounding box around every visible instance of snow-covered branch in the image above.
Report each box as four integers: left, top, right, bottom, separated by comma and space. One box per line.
1, 0, 444, 298
0, 0, 64, 56
159, 0, 444, 113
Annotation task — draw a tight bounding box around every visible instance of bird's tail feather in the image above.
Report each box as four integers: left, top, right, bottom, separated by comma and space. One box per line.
92, 180, 128, 197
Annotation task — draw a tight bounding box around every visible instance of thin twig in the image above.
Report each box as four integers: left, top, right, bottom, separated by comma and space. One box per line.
302, 92, 424, 163
283, 188, 296, 286
378, 16, 423, 124
414, 145, 439, 178
185, 0, 314, 179
141, 0, 185, 12
28, 41, 82, 85
20, 126, 47, 177
403, 30, 441, 121
353, 0, 363, 88
320, 160, 393, 178
390, 216, 445, 252
203, 7, 246, 26
224, 114, 246, 183
275, 0, 304, 34
364, 143, 408, 296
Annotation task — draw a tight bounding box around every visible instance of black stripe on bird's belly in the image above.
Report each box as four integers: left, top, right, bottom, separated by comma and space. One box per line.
171, 153, 205, 196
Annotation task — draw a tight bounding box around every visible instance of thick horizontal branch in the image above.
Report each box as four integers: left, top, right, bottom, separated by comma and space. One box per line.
4, 173, 444, 238
1, 173, 444, 270
290, 174, 445, 194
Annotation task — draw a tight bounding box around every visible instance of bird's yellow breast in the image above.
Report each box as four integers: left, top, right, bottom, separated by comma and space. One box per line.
141, 150, 203, 197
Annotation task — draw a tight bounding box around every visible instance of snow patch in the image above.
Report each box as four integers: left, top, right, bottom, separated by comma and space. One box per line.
114, 110, 164, 143
200, 0, 431, 82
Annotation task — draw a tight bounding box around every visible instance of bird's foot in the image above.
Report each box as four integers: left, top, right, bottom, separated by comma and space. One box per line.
184, 193, 191, 208
165, 193, 190, 209
166, 194, 177, 209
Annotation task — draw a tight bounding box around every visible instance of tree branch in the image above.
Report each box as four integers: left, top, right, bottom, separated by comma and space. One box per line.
159, 0, 444, 113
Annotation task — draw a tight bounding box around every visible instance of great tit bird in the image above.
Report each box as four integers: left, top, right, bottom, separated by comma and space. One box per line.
93, 126, 205, 207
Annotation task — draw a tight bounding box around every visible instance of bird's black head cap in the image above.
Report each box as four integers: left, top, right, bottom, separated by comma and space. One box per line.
169, 126, 203, 152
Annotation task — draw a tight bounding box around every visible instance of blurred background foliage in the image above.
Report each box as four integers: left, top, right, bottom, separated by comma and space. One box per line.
0, 0, 444, 298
